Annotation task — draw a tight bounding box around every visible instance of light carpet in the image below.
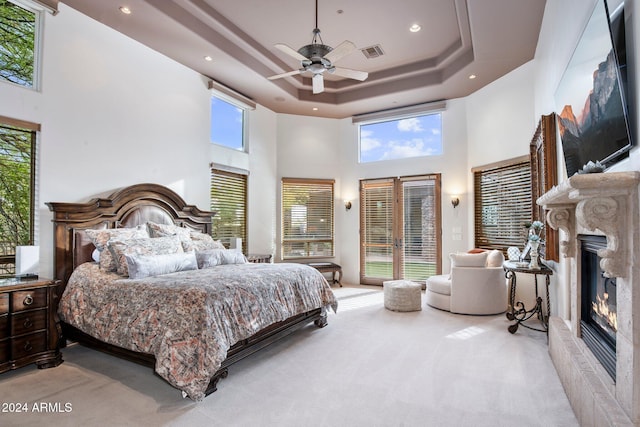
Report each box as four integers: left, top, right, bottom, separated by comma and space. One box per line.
0, 285, 578, 427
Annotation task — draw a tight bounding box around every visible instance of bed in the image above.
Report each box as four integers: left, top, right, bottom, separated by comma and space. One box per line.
46, 183, 337, 400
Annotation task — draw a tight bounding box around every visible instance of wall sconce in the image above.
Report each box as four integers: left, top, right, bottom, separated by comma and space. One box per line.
345, 201, 352, 211
451, 196, 460, 208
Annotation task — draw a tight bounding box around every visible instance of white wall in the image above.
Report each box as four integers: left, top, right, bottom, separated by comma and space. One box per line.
4, 1, 638, 306
530, 0, 640, 319
0, 4, 279, 278
275, 99, 471, 284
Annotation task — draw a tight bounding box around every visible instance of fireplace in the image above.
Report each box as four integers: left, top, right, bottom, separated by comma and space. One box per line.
537, 171, 640, 426
579, 234, 617, 380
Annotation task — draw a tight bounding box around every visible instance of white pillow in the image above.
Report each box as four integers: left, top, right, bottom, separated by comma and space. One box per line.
486, 249, 505, 267
450, 251, 488, 268
125, 251, 197, 280
196, 249, 248, 269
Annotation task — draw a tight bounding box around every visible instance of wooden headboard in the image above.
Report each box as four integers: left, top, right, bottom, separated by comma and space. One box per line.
46, 183, 214, 286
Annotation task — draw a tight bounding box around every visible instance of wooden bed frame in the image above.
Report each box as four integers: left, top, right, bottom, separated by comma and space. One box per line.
46, 183, 328, 396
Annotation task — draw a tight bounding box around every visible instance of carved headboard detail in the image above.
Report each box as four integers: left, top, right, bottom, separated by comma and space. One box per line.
46, 183, 214, 286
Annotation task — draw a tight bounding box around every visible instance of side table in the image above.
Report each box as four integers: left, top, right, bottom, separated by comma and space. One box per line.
0, 277, 63, 374
503, 261, 553, 334
247, 254, 272, 263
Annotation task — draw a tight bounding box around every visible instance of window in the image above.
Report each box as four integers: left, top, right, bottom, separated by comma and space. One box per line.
210, 96, 245, 150
0, 116, 37, 276
473, 157, 532, 251
210, 166, 247, 253
0, 0, 43, 89
358, 112, 443, 163
281, 178, 334, 259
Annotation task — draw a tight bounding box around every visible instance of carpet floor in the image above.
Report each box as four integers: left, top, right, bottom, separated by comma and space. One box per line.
0, 285, 578, 427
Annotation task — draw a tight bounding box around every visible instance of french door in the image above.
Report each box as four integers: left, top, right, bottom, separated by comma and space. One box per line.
359, 175, 441, 285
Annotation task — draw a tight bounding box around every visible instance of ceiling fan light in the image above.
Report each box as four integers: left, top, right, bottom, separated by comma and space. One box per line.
312, 74, 324, 94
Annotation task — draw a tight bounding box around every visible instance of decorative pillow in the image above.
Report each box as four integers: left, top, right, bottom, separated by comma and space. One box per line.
92, 248, 100, 263
467, 248, 487, 254
85, 225, 149, 271
125, 251, 197, 280
182, 236, 226, 252
146, 221, 191, 240
196, 249, 248, 269
450, 251, 489, 268
486, 249, 505, 267
108, 235, 183, 276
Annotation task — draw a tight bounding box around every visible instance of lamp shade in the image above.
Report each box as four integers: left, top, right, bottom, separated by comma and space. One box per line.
15, 245, 39, 277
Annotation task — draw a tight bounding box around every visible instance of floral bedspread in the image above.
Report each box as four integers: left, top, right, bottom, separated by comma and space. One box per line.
58, 262, 338, 400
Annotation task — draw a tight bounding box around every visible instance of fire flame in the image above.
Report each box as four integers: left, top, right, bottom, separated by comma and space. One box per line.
592, 292, 617, 332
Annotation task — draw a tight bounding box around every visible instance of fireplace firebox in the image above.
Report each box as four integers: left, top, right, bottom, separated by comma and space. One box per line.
579, 234, 617, 380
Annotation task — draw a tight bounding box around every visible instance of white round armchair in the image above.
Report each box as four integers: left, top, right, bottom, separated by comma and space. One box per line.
425, 250, 507, 315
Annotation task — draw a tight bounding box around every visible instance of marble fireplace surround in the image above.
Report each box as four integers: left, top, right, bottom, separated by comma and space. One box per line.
538, 171, 640, 426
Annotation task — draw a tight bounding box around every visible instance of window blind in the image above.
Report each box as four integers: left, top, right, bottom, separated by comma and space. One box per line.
210, 168, 247, 253
281, 178, 334, 259
474, 159, 532, 252
360, 179, 394, 279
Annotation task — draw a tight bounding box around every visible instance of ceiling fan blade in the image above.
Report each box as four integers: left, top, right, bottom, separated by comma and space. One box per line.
274, 43, 308, 62
324, 40, 356, 63
268, 69, 303, 80
312, 74, 324, 94
332, 67, 368, 81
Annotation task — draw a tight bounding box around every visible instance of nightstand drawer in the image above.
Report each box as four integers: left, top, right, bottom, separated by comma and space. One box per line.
11, 310, 46, 336
0, 293, 8, 314
11, 289, 47, 312
0, 313, 7, 335
0, 339, 8, 363
11, 332, 46, 359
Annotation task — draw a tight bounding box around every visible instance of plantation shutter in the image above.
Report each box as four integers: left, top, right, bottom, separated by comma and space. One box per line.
473, 158, 532, 251
210, 167, 247, 254
281, 178, 334, 259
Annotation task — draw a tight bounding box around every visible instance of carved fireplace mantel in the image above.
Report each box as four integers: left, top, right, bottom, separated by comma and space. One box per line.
537, 171, 640, 278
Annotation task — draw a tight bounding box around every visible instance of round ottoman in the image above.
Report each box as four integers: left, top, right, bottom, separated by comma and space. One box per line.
383, 280, 422, 312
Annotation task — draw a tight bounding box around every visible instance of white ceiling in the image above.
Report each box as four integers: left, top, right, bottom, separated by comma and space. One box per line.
60, 0, 547, 119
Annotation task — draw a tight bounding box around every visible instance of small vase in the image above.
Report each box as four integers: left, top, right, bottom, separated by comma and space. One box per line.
529, 241, 540, 269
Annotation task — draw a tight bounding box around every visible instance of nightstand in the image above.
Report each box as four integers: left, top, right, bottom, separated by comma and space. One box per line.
0, 277, 63, 373
247, 254, 272, 263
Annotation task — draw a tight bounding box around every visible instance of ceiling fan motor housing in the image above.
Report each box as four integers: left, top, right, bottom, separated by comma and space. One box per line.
298, 44, 332, 61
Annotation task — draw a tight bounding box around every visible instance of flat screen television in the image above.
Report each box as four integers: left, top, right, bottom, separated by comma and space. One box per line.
554, 0, 633, 176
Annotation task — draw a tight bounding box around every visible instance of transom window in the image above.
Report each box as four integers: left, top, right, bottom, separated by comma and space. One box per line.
358, 112, 443, 163
281, 178, 334, 259
210, 96, 246, 151
0, 0, 44, 89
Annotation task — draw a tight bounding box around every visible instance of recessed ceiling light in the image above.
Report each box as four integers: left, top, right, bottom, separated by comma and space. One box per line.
469, 74, 477, 79
312, 107, 319, 111
409, 24, 421, 33
204, 55, 213, 62
119, 6, 131, 15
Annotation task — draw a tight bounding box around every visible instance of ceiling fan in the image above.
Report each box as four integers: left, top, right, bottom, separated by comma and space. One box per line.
267, 0, 368, 94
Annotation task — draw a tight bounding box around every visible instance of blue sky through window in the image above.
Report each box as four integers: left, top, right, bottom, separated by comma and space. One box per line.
359, 113, 443, 163
210, 97, 244, 150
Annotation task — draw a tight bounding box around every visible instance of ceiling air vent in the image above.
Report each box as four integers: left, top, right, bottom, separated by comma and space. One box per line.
361, 45, 384, 59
